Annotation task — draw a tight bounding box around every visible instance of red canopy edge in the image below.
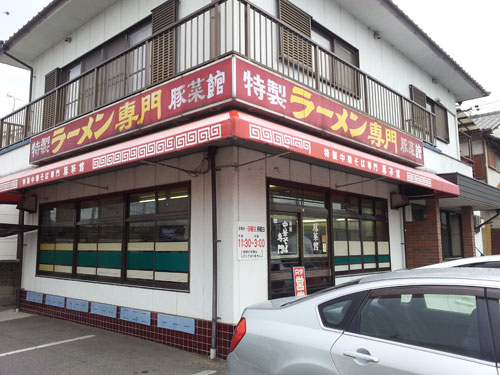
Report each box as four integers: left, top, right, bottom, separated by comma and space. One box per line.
0, 110, 459, 197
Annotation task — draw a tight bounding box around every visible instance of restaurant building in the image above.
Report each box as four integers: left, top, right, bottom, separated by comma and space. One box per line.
0, 0, 497, 358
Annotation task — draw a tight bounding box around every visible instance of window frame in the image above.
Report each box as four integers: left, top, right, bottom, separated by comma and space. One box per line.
427, 98, 449, 144
347, 285, 495, 362
440, 210, 463, 260
311, 21, 360, 98
267, 179, 390, 300
36, 182, 191, 292
331, 192, 390, 276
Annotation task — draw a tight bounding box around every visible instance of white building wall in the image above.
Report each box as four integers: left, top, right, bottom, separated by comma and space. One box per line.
20, 146, 405, 324
22, 150, 215, 322
0, 205, 18, 260
422, 146, 472, 177
0, 144, 32, 261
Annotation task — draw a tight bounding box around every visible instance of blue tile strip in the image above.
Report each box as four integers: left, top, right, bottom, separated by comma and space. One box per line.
26, 292, 43, 304
120, 307, 151, 326
158, 313, 195, 335
45, 295, 65, 308
66, 298, 89, 313
90, 302, 117, 318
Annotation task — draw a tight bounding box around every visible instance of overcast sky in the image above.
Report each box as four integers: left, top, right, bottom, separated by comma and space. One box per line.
1, 0, 499, 118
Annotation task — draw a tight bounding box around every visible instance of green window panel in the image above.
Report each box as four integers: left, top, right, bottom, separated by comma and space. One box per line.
363, 255, 376, 262
55, 251, 73, 266
127, 252, 154, 270
378, 255, 390, 262
77, 251, 97, 267
349, 256, 362, 264
39, 250, 55, 265
155, 252, 189, 272
98, 252, 122, 269
334, 257, 349, 265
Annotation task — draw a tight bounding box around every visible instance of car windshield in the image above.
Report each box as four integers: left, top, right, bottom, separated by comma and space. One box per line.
280, 279, 361, 307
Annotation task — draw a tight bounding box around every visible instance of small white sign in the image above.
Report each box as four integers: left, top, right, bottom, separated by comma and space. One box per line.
237, 221, 267, 261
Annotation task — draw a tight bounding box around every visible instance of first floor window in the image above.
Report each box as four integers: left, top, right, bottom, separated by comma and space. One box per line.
268, 182, 390, 299
37, 183, 190, 290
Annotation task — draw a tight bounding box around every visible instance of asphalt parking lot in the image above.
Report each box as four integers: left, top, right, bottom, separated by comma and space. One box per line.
0, 310, 227, 375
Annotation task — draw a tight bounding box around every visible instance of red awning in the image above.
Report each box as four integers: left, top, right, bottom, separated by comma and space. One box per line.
0, 192, 22, 204
0, 111, 459, 197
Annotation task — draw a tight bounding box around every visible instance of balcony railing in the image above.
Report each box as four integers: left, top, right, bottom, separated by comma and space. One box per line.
0, 0, 436, 151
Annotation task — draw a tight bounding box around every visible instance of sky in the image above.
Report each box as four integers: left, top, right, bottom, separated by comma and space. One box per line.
0, 0, 499, 118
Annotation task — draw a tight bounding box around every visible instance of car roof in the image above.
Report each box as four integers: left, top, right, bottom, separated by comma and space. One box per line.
420, 255, 500, 268
359, 267, 500, 284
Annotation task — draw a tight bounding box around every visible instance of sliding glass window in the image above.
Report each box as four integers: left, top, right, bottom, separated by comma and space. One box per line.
37, 183, 190, 290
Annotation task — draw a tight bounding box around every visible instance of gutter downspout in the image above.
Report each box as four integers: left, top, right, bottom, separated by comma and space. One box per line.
209, 147, 219, 360
3, 51, 33, 102
16, 209, 24, 310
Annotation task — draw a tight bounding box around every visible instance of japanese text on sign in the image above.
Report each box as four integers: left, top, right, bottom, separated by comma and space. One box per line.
237, 221, 267, 261
30, 59, 231, 163
238, 59, 424, 165
292, 266, 307, 297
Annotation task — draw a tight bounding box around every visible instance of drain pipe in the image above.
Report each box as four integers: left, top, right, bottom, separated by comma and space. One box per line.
16, 209, 25, 310
209, 147, 219, 360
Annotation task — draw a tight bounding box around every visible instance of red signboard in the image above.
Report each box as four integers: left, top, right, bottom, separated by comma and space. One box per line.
232, 112, 458, 196
29, 58, 232, 163
235, 59, 424, 165
0, 111, 458, 196
292, 266, 307, 297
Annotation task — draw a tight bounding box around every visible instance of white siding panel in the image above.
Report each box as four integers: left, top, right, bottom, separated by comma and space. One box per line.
89, 11, 106, 51
105, 1, 122, 41
75, 23, 91, 60
121, 0, 140, 29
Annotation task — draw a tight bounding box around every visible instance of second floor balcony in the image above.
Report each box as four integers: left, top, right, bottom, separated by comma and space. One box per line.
0, 0, 437, 156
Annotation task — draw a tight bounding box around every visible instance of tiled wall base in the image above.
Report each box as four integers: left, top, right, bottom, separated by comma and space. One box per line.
19, 290, 234, 359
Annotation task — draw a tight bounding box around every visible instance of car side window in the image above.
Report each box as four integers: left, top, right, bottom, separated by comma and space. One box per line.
461, 262, 500, 269
318, 291, 367, 330
349, 288, 491, 361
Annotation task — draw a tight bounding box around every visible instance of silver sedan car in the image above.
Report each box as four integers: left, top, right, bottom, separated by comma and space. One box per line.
227, 268, 500, 374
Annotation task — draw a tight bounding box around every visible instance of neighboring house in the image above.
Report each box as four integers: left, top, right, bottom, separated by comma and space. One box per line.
459, 110, 500, 256
0, 0, 498, 357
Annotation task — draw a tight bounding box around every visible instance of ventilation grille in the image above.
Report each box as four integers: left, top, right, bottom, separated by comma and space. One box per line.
278, 0, 312, 69
410, 85, 426, 107
151, 0, 177, 83
279, 0, 311, 37
42, 68, 62, 130
409, 84, 428, 137
152, 0, 177, 34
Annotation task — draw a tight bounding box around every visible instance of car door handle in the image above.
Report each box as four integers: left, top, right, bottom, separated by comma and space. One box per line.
343, 350, 379, 363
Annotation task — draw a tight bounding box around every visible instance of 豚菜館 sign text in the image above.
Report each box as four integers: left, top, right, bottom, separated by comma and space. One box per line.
29, 58, 232, 163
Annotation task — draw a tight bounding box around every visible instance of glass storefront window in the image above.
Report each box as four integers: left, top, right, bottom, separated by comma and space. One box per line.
158, 187, 189, 214
269, 185, 326, 209
303, 218, 328, 257
80, 200, 99, 221
129, 192, 156, 216
332, 195, 390, 276
270, 214, 299, 259
37, 184, 190, 290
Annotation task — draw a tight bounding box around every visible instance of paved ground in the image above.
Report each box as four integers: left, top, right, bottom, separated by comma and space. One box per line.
0, 309, 227, 375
